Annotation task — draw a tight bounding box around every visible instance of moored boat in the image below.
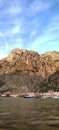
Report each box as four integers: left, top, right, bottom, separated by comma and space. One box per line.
23, 95, 33, 98
23, 92, 36, 98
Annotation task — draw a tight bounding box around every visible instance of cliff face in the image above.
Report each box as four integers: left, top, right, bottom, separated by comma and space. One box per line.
0, 49, 59, 94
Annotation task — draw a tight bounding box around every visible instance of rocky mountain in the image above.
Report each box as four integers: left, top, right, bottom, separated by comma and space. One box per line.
0, 49, 59, 94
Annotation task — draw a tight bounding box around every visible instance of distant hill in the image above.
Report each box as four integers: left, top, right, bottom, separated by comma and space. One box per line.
0, 49, 59, 94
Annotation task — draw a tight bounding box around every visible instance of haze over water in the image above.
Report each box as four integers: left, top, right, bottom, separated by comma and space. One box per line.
0, 97, 59, 130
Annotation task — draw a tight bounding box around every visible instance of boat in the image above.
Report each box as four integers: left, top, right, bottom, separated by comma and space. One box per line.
23, 95, 33, 98
23, 94, 36, 98
23, 92, 36, 98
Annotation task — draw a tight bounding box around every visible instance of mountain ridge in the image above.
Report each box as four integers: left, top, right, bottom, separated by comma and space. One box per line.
0, 49, 59, 94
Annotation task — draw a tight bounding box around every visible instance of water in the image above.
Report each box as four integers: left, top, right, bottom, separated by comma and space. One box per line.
0, 97, 59, 130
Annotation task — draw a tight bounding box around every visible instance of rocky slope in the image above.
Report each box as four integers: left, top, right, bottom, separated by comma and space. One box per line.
0, 49, 59, 94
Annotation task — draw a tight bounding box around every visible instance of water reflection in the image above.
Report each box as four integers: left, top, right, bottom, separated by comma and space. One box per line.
0, 97, 59, 130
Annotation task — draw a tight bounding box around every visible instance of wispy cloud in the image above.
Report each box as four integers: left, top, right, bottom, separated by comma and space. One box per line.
31, 0, 50, 12
8, 7, 21, 15
6, 38, 24, 54
12, 39, 23, 49
30, 30, 38, 39
0, 32, 8, 51
4, 22, 22, 36
28, 13, 59, 53
7, 4, 22, 16
0, 0, 59, 59
26, 0, 51, 17
0, 0, 23, 18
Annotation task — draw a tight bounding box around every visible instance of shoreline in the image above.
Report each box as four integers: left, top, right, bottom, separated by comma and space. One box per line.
0, 92, 59, 98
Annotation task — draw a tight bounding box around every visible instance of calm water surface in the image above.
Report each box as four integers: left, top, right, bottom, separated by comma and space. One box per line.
0, 97, 59, 130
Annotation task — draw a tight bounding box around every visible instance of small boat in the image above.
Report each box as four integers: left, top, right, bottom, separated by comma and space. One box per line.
23, 92, 36, 98
23, 95, 35, 98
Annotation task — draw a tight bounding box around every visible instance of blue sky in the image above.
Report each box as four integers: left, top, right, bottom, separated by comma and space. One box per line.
0, 0, 59, 59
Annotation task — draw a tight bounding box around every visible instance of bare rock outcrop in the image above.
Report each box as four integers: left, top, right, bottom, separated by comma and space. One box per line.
0, 49, 59, 94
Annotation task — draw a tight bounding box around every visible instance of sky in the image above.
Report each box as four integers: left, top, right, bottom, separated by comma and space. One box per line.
0, 0, 59, 59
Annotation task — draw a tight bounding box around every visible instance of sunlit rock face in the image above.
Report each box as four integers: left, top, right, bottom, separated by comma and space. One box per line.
0, 49, 59, 94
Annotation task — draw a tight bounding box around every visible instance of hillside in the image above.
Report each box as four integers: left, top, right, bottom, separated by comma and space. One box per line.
0, 49, 59, 94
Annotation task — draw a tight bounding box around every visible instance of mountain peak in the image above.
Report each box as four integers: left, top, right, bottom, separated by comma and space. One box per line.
6, 48, 40, 63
